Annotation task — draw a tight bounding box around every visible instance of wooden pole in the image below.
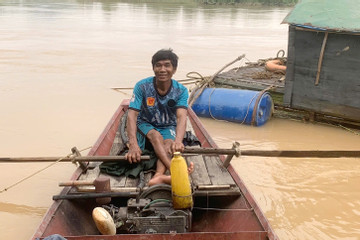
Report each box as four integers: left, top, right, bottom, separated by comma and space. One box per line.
315, 32, 328, 86
0, 155, 150, 163
240, 150, 359, 158
183, 148, 359, 158
110, 78, 202, 91
184, 147, 240, 157
1, 149, 359, 163
53, 192, 135, 200
59, 180, 94, 187
222, 142, 240, 168
188, 54, 246, 106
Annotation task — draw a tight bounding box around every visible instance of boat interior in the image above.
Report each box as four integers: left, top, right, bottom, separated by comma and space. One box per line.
76, 115, 240, 197
35, 104, 271, 239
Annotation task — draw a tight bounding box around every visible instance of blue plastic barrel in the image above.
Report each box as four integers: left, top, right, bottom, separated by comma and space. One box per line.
191, 88, 273, 126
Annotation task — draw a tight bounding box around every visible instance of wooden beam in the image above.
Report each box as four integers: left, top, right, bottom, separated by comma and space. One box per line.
53, 192, 135, 200
240, 150, 359, 158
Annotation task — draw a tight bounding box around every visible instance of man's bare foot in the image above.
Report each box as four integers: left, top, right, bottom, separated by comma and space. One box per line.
188, 162, 194, 174
148, 173, 171, 186
148, 162, 195, 186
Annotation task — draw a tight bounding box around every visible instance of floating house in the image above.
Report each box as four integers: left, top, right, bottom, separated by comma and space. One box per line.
282, 0, 360, 123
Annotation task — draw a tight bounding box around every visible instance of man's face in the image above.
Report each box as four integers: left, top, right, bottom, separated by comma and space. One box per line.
153, 59, 176, 83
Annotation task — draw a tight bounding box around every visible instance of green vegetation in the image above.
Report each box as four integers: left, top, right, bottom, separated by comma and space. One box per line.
97, 0, 298, 6
199, 0, 298, 5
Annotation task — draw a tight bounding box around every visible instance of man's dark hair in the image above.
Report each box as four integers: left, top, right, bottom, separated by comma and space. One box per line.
151, 49, 178, 69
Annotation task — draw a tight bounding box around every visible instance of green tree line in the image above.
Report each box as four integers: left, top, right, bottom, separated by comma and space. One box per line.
200, 0, 298, 5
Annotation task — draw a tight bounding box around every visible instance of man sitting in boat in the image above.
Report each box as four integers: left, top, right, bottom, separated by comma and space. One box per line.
125, 49, 194, 186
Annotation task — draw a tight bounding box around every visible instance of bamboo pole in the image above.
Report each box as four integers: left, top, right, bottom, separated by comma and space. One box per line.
315, 32, 328, 86
239, 150, 359, 158
110, 87, 134, 90
59, 180, 94, 186
0, 155, 150, 163
2, 149, 358, 163
188, 54, 245, 106
184, 148, 359, 158
110, 78, 203, 92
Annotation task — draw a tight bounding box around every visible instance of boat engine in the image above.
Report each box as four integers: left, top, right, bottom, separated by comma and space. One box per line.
101, 184, 192, 234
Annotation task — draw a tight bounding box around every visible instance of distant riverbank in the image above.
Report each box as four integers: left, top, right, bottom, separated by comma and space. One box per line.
112, 0, 298, 6
199, 0, 298, 6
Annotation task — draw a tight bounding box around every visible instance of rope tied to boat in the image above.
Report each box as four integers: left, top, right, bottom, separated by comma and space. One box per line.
188, 54, 246, 107
0, 146, 92, 193
251, 85, 276, 126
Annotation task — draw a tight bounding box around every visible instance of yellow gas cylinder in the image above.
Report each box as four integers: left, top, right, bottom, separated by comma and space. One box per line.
170, 152, 193, 209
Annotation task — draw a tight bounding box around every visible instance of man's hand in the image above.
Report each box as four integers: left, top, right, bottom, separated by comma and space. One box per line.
125, 109, 141, 164
125, 144, 142, 164
173, 107, 187, 154
171, 141, 184, 153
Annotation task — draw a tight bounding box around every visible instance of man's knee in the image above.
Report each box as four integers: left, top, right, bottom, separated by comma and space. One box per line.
164, 139, 174, 153
146, 129, 163, 143
164, 139, 173, 147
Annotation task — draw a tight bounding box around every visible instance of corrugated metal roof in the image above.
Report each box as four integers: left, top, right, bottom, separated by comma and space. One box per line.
282, 0, 360, 32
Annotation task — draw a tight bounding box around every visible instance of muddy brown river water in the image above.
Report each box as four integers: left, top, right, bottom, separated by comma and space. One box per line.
0, 1, 359, 239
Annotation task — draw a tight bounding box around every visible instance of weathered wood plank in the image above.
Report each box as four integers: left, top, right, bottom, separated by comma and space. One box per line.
284, 25, 296, 106
186, 117, 193, 132
194, 187, 241, 197
186, 117, 235, 189
99, 172, 126, 189
109, 130, 124, 156
143, 172, 153, 187
125, 177, 139, 188
286, 29, 360, 120
185, 117, 211, 187
204, 156, 235, 186
109, 113, 126, 156
78, 165, 100, 181
101, 114, 127, 189
187, 154, 211, 187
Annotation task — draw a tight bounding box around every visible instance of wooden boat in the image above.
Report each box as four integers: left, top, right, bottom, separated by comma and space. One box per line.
32, 99, 278, 240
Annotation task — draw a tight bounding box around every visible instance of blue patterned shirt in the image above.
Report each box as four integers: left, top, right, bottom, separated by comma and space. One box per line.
129, 76, 188, 127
